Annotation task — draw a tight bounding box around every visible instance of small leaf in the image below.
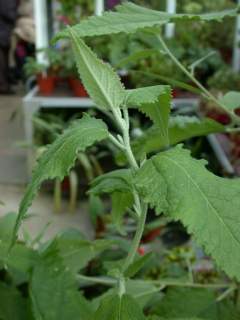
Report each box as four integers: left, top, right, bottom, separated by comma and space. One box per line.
135, 145, 240, 280
93, 294, 146, 320
111, 191, 134, 234
125, 85, 170, 107
69, 27, 125, 110
125, 252, 153, 278
220, 91, 240, 110
126, 85, 172, 146
90, 169, 133, 195
12, 114, 108, 245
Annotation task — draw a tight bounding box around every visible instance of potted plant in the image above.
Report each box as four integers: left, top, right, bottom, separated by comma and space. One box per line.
24, 56, 55, 95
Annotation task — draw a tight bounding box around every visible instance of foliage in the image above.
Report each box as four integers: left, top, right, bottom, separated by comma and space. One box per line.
24, 57, 47, 77
6, 2, 240, 318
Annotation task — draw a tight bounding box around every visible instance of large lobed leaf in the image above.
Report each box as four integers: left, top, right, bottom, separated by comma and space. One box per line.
12, 114, 108, 245
31, 254, 92, 320
150, 287, 239, 320
41, 230, 115, 274
69, 27, 125, 110
55, 2, 238, 40
135, 145, 240, 280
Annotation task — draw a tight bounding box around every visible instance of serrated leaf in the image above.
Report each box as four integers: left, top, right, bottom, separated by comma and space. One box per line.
126, 85, 171, 146
116, 2, 238, 21
68, 28, 125, 110
135, 145, 240, 280
111, 191, 134, 234
125, 85, 170, 107
12, 114, 108, 245
55, 2, 238, 40
219, 91, 240, 110
132, 116, 224, 159
150, 287, 239, 320
31, 254, 93, 320
93, 293, 146, 320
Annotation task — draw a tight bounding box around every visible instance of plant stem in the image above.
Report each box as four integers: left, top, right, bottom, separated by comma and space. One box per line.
110, 106, 148, 272
122, 203, 148, 272
149, 279, 234, 289
77, 274, 233, 291
77, 274, 117, 286
156, 34, 240, 124
216, 286, 236, 302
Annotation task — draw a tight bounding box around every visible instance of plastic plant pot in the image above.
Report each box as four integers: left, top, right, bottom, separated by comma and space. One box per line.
69, 77, 89, 97
37, 74, 55, 96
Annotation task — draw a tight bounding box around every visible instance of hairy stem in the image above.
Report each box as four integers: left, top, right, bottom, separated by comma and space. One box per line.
110, 106, 148, 272
156, 34, 240, 124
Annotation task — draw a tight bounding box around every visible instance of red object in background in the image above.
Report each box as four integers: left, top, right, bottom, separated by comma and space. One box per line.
37, 74, 55, 96
138, 246, 145, 256
142, 227, 162, 243
206, 110, 231, 125
172, 88, 180, 98
68, 78, 89, 97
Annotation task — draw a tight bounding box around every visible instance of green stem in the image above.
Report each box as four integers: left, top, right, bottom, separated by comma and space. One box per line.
216, 286, 236, 302
149, 279, 234, 289
156, 34, 240, 124
122, 203, 148, 272
110, 106, 148, 272
77, 274, 233, 290
77, 274, 116, 286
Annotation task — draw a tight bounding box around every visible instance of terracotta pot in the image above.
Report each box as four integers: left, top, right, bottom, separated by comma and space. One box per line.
69, 77, 88, 97
37, 74, 55, 96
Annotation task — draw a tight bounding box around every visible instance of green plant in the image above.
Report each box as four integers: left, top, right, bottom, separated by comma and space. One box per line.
207, 66, 240, 92
57, 0, 94, 24
6, 2, 240, 318
23, 57, 47, 77
24, 48, 64, 78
